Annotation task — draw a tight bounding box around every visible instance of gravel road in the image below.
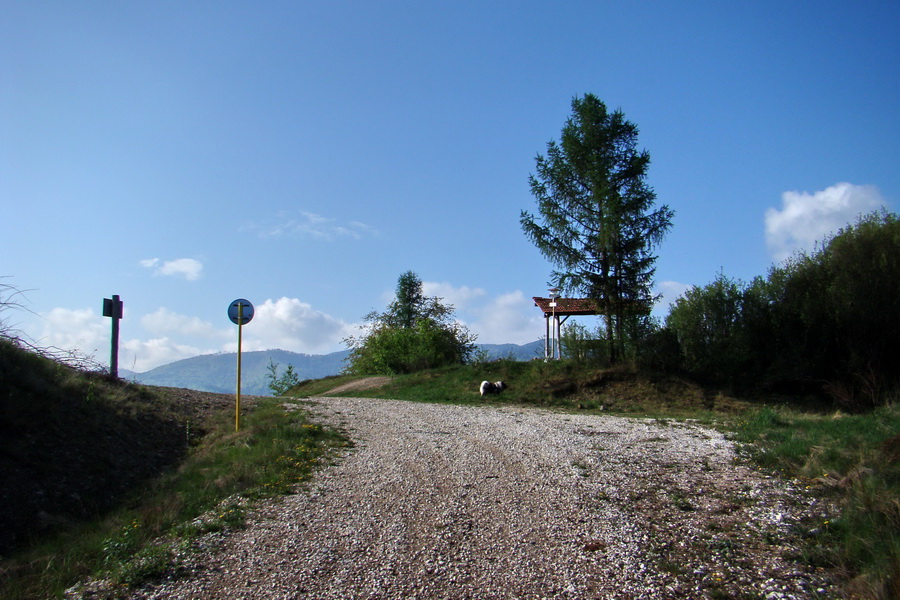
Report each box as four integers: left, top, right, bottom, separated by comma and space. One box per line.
130, 397, 838, 599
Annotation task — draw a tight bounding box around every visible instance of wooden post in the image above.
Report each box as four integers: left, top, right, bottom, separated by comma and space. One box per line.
550, 299, 558, 360
554, 314, 560, 359
545, 314, 550, 359
103, 295, 123, 379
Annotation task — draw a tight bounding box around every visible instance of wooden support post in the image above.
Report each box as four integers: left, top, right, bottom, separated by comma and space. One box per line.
545, 315, 550, 359
103, 295, 123, 379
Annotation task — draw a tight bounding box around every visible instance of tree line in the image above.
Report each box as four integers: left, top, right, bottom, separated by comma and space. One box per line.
342, 93, 897, 411
661, 210, 900, 409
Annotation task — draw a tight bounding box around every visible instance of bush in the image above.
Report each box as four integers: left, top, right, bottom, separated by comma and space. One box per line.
343, 272, 476, 375
345, 319, 474, 375
665, 272, 751, 386
664, 211, 900, 406
766, 211, 900, 407
634, 326, 682, 373
559, 322, 607, 363
266, 359, 300, 396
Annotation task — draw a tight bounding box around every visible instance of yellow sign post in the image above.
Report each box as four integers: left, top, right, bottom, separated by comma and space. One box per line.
236, 304, 243, 431
227, 299, 254, 432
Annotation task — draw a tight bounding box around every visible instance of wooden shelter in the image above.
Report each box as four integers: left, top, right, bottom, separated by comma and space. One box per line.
532, 297, 599, 359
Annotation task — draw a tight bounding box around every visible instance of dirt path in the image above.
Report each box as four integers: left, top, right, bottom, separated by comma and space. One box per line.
129, 397, 838, 599
320, 376, 392, 395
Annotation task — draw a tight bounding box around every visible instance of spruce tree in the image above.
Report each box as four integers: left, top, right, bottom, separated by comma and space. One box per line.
521, 94, 673, 362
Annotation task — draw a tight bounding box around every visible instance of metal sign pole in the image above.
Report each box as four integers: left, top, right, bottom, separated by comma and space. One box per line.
228, 298, 254, 433
236, 303, 243, 432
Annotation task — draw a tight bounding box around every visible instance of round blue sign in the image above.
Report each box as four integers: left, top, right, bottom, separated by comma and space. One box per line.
228, 298, 254, 325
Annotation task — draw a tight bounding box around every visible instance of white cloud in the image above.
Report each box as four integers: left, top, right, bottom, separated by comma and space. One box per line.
125, 308, 229, 371
33, 306, 220, 372
422, 281, 486, 310
378, 281, 544, 345
33, 288, 590, 374
243, 210, 377, 241
140, 257, 204, 281
654, 281, 692, 312
141, 307, 227, 340
234, 297, 356, 354
31, 299, 355, 372
382, 282, 549, 346
466, 290, 545, 345
765, 182, 886, 263
37, 307, 107, 361
122, 337, 212, 373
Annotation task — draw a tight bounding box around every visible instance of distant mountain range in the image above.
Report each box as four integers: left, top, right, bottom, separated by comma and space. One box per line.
121, 341, 544, 396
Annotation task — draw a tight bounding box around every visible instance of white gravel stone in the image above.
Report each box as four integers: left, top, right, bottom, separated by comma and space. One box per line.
107, 397, 838, 599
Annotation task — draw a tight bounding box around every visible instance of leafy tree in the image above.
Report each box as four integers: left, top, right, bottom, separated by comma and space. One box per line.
763, 211, 900, 407
663, 210, 900, 406
388, 270, 428, 328
521, 94, 673, 362
344, 272, 477, 375
665, 272, 752, 385
559, 322, 608, 363
266, 359, 301, 396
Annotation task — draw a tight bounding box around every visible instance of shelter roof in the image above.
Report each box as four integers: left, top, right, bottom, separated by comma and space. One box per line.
532, 297, 599, 317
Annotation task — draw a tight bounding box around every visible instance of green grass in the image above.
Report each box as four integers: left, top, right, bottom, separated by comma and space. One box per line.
6, 341, 898, 598
734, 403, 900, 597
295, 361, 540, 404
0, 395, 348, 600
295, 359, 747, 421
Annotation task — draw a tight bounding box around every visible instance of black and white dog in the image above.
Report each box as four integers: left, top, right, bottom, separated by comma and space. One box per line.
480, 380, 507, 396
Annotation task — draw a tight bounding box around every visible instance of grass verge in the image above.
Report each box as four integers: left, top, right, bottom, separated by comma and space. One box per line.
297, 360, 747, 420
0, 397, 348, 600
734, 403, 900, 598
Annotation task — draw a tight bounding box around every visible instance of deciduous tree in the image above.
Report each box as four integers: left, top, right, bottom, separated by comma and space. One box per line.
344, 271, 477, 375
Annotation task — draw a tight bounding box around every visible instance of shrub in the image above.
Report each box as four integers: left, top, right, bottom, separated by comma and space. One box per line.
665, 272, 751, 385
664, 210, 900, 405
559, 322, 607, 363
343, 271, 476, 375
765, 211, 900, 407
266, 359, 301, 396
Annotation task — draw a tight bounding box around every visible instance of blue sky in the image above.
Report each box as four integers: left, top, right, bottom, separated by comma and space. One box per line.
3, 1, 898, 372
